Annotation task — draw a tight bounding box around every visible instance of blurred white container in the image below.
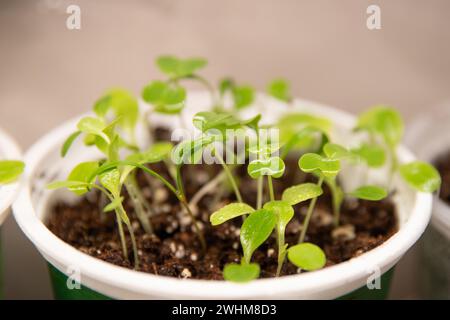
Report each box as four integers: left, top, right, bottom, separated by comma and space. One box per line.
0, 127, 22, 298
406, 101, 450, 299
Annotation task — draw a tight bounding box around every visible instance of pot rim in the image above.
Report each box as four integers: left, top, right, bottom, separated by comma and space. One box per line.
0, 127, 23, 225
13, 93, 432, 299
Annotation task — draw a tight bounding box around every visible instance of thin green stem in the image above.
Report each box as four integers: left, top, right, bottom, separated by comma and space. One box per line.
173, 164, 206, 252
96, 180, 140, 268
114, 210, 128, 259
93, 161, 206, 251
175, 164, 185, 199
124, 175, 153, 234
267, 175, 275, 202
216, 152, 243, 203
185, 74, 217, 106
298, 176, 324, 243
388, 146, 398, 189
256, 176, 263, 209
124, 220, 139, 269
276, 229, 286, 277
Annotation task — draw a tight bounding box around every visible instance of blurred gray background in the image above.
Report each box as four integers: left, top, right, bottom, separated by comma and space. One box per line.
1, 0, 449, 299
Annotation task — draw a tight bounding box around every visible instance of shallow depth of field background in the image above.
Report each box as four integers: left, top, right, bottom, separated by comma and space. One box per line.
1, 0, 449, 299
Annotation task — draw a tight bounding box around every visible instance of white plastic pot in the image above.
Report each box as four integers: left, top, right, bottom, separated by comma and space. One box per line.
13, 93, 432, 299
0, 128, 23, 226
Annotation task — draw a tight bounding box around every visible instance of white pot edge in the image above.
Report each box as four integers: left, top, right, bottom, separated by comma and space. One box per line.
12, 92, 432, 299
0, 127, 23, 226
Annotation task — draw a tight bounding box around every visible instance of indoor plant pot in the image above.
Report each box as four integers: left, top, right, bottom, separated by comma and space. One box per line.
0, 127, 23, 298
12, 92, 432, 299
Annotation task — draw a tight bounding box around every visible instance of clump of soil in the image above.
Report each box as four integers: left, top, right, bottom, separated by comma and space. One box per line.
46, 129, 398, 280
435, 151, 450, 205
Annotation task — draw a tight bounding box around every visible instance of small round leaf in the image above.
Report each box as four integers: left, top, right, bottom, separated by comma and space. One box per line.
0, 160, 24, 184
210, 203, 255, 226
399, 161, 441, 193
247, 157, 285, 179
281, 183, 323, 206
349, 185, 387, 201
223, 263, 260, 283
287, 243, 326, 271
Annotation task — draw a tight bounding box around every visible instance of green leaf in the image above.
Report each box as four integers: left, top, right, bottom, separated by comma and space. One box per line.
156, 55, 207, 78
287, 243, 326, 271
46, 180, 91, 190
77, 117, 110, 144
279, 114, 332, 152
192, 111, 241, 133
323, 143, 353, 160
349, 185, 387, 201
66, 161, 99, 195
223, 263, 260, 283
351, 144, 386, 168
267, 78, 291, 102
141, 81, 186, 114
240, 209, 276, 264
103, 196, 124, 213
247, 157, 285, 179
357, 106, 404, 147
281, 126, 329, 158
219, 78, 234, 96
233, 86, 254, 109
171, 136, 214, 165
281, 183, 323, 206
93, 89, 139, 135
0, 160, 24, 184
399, 161, 441, 193
99, 168, 121, 196
298, 153, 340, 178
210, 203, 255, 226
241, 114, 262, 132
156, 55, 207, 77
263, 200, 294, 233
60, 131, 81, 157
130, 142, 174, 164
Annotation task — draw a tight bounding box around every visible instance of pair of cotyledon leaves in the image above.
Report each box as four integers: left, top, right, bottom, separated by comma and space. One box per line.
211, 183, 326, 282
141, 56, 207, 114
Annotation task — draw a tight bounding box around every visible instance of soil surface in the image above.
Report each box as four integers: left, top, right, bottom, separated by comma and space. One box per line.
435, 150, 450, 206
47, 129, 398, 280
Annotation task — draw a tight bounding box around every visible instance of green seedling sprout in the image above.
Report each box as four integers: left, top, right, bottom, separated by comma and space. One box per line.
186, 111, 262, 204
51, 118, 142, 267
61, 89, 156, 236
218, 78, 255, 112
355, 105, 441, 193
278, 113, 332, 158
355, 106, 403, 184
297, 142, 388, 241
142, 55, 214, 117
211, 205, 276, 282
267, 78, 292, 103
0, 160, 24, 184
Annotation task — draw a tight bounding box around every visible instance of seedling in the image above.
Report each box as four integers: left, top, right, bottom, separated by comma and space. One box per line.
297, 142, 388, 241
267, 78, 291, 103
218, 78, 255, 111
355, 105, 441, 193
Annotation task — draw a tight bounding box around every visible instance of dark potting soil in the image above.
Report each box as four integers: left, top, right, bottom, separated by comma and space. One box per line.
47, 129, 398, 280
435, 150, 450, 206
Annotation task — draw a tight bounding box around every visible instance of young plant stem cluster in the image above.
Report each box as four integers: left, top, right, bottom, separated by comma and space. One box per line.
48, 55, 441, 281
